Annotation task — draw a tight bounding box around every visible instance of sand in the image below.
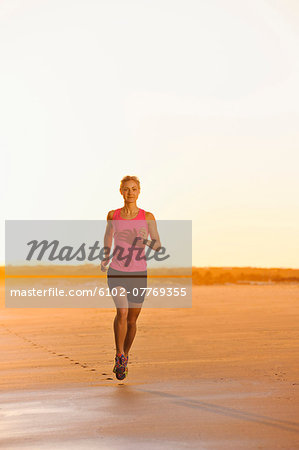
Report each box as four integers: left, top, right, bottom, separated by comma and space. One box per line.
0, 282, 299, 449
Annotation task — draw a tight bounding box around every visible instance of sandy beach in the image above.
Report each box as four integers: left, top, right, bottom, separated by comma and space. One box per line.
1, 282, 299, 449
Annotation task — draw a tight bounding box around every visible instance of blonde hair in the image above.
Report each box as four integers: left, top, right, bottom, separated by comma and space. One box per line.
120, 175, 140, 190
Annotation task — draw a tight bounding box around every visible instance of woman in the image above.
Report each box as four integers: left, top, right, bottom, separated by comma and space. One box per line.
101, 175, 162, 380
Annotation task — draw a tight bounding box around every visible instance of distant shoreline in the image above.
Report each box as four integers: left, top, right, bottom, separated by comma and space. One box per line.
1, 266, 299, 286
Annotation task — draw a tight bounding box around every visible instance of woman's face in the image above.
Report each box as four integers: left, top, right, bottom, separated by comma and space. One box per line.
120, 181, 140, 203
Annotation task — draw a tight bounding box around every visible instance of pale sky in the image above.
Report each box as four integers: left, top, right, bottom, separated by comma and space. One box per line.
1, 0, 299, 268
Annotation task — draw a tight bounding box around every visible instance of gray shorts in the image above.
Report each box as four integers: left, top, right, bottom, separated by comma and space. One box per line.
107, 266, 147, 303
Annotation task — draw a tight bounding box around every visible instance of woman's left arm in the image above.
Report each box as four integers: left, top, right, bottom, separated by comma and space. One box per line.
144, 211, 162, 251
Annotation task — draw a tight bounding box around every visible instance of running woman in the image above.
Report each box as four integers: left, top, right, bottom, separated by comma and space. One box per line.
101, 175, 162, 380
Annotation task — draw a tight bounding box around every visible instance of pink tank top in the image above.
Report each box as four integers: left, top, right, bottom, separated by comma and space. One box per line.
109, 208, 149, 272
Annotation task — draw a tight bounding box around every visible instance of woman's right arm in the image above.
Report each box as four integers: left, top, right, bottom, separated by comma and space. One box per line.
100, 210, 114, 272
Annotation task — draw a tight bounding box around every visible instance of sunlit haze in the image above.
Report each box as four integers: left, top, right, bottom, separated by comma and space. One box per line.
2, 0, 299, 267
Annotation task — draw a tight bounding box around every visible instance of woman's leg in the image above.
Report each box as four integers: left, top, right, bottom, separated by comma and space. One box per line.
111, 287, 129, 355
123, 272, 146, 356
113, 309, 128, 354
123, 303, 142, 357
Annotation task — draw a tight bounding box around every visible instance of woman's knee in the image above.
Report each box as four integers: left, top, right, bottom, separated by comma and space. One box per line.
116, 308, 128, 322
127, 317, 138, 327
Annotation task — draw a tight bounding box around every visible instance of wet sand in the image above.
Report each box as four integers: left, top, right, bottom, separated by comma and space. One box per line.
1, 283, 299, 449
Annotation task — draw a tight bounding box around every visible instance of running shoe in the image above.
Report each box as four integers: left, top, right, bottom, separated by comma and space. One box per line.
112, 353, 120, 374
113, 353, 128, 380
124, 355, 129, 377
